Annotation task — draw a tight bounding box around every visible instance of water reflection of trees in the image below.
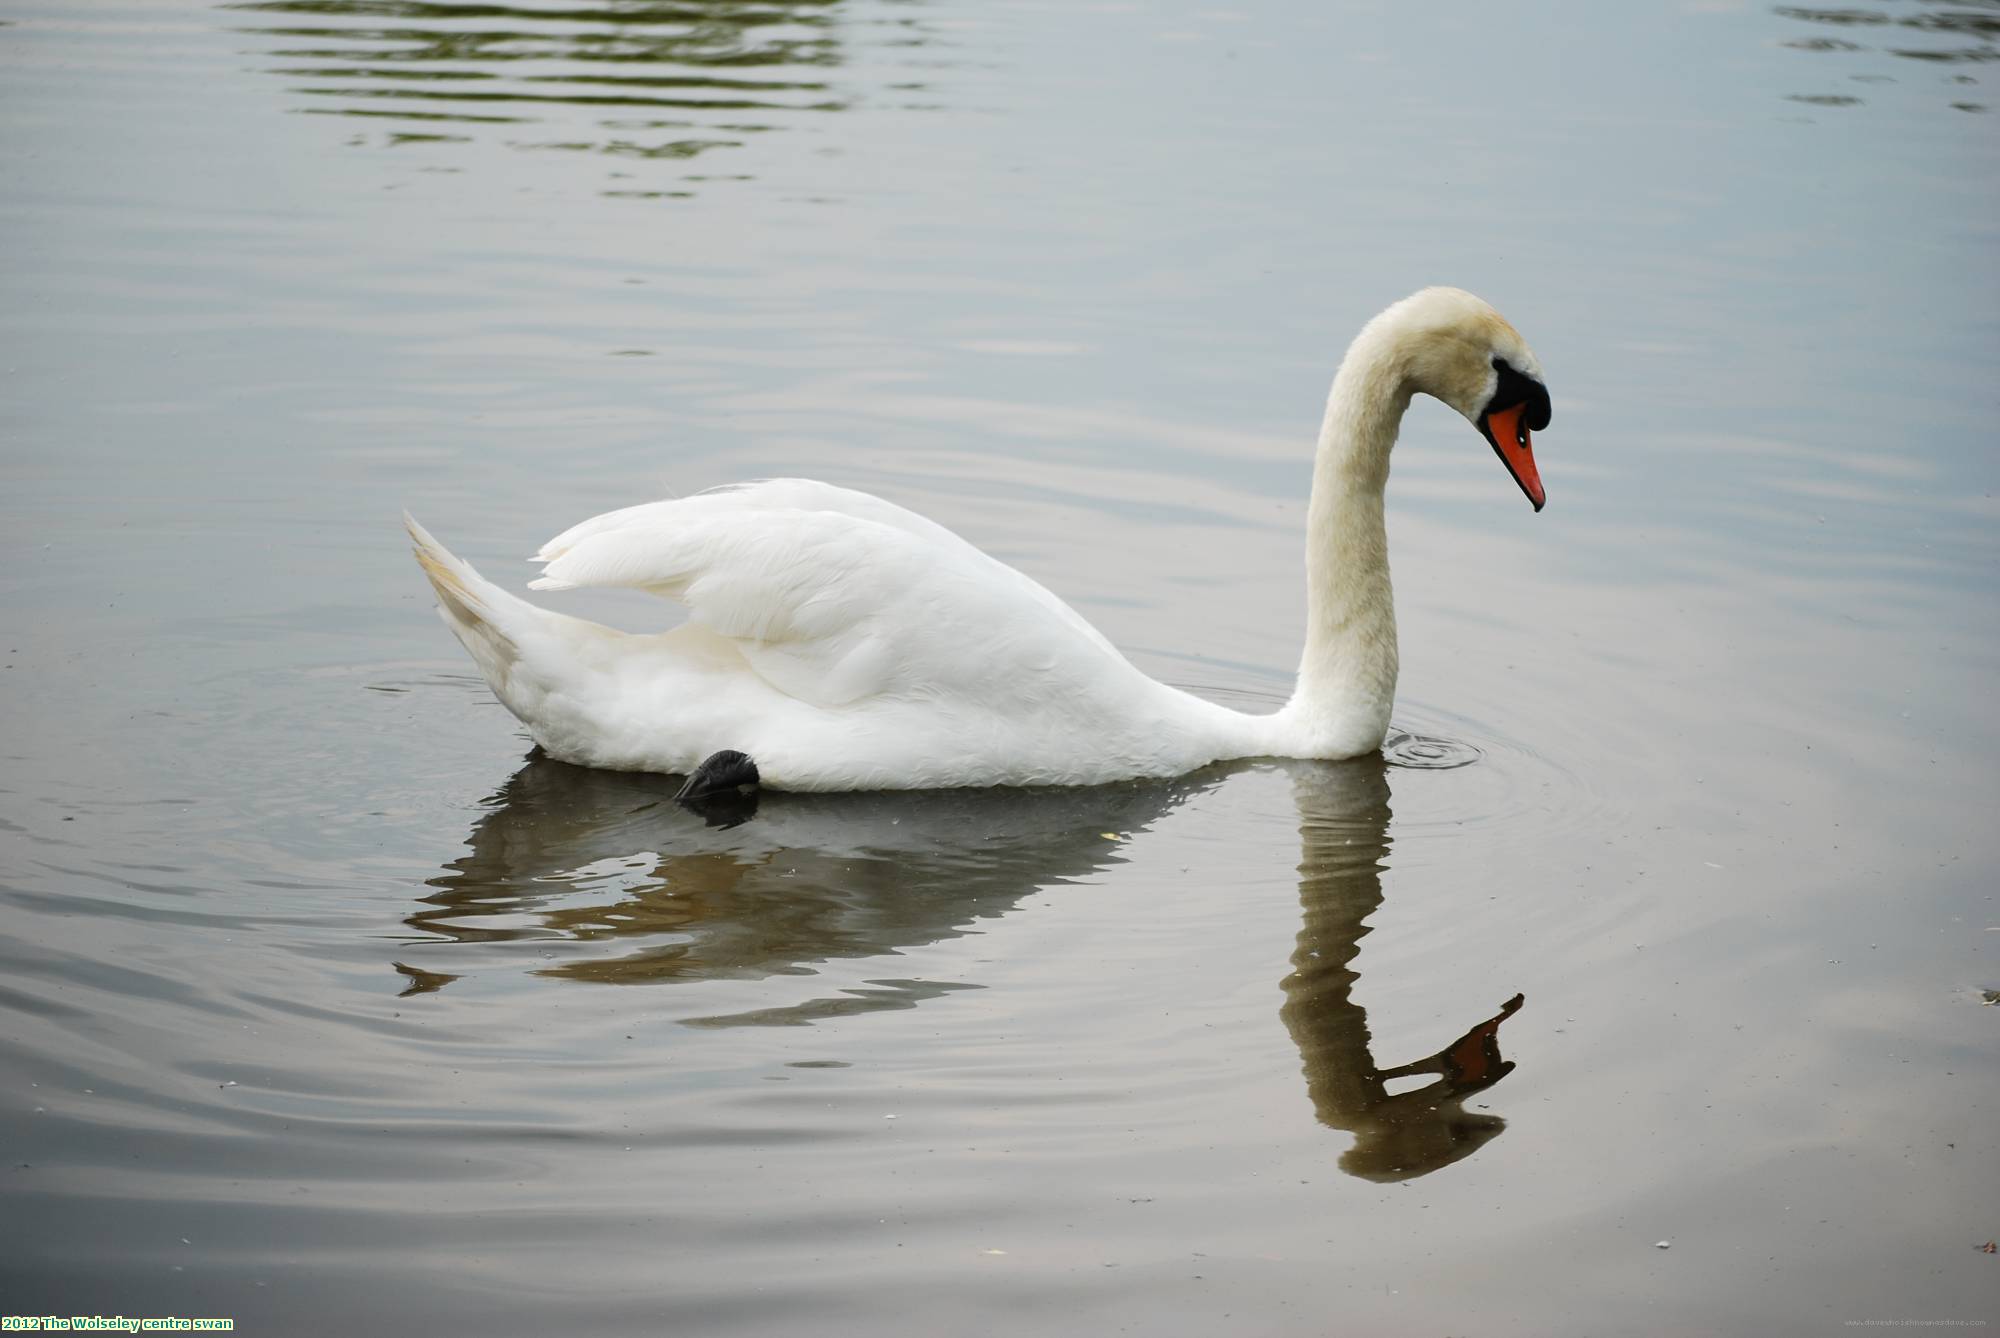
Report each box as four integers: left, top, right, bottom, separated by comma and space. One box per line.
404, 753, 1525, 1181
228, 0, 902, 175
1776, 2, 1997, 111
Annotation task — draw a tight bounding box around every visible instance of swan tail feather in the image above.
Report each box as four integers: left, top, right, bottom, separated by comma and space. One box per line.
406, 512, 530, 685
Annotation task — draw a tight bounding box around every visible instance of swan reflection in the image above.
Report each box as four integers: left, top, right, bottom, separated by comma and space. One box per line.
407, 752, 1522, 1179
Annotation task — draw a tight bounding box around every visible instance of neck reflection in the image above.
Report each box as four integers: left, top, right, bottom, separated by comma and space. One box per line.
1281, 760, 1523, 1181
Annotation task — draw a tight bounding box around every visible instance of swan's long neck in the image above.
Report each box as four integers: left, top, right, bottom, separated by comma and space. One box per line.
1281, 326, 1412, 757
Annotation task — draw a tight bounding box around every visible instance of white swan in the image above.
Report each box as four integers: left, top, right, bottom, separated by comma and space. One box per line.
408, 286, 1552, 792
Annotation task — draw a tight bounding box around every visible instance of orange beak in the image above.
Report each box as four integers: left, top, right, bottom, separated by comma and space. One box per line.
1480, 403, 1545, 511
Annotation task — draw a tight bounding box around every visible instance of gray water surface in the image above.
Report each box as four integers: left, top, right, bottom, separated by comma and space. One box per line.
2, 1, 1996, 1333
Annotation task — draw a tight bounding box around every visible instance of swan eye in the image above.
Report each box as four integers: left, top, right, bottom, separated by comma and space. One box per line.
1488, 357, 1551, 432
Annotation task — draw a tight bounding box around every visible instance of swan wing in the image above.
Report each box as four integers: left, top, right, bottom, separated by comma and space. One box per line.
534, 479, 973, 565
526, 481, 1130, 709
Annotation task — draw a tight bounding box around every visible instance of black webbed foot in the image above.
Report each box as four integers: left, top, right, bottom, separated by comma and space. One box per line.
675, 750, 760, 829
676, 749, 760, 800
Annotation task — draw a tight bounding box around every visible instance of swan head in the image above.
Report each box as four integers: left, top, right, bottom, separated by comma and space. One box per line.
1373, 287, 1553, 511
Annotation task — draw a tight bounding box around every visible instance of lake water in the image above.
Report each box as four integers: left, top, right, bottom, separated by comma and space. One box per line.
2, 0, 1996, 1333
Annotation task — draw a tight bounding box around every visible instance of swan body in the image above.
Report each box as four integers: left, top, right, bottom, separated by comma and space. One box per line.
409, 287, 1552, 791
